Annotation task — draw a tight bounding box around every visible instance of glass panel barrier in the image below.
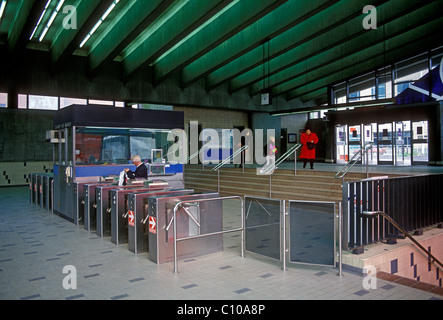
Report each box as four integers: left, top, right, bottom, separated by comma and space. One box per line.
288, 201, 336, 267
245, 196, 282, 261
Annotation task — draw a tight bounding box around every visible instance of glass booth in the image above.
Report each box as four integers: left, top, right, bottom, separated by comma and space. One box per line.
50, 105, 185, 222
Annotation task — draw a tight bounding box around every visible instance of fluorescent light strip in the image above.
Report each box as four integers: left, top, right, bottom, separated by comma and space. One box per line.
152, 0, 240, 65
80, 0, 120, 48
39, 0, 65, 42
0, 1, 7, 20
121, 0, 189, 59
30, 0, 52, 39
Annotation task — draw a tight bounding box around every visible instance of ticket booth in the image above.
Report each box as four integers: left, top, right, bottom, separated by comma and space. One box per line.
49, 105, 185, 222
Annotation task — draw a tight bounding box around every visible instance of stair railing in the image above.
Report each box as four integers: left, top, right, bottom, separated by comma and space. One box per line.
212, 145, 248, 172
335, 142, 373, 181
362, 211, 443, 270
211, 146, 248, 192
259, 143, 302, 176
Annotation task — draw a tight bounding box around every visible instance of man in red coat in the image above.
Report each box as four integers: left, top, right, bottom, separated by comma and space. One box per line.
300, 128, 319, 169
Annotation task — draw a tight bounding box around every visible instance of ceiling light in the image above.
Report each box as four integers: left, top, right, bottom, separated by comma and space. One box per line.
39, 0, 65, 42
0, 1, 7, 21
79, 0, 120, 48
30, 0, 52, 39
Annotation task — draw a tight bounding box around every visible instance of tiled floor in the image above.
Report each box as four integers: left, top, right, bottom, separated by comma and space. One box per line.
0, 186, 442, 303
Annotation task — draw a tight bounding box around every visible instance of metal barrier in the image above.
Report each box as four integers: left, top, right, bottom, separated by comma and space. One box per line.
241, 196, 340, 274
342, 174, 443, 250
172, 196, 244, 273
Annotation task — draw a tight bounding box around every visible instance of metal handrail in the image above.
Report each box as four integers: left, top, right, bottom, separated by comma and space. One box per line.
187, 146, 208, 163
362, 211, 443, 270
212, 145, 248, 171
335, 142, 373, 179
172, 196, 244, 273
260, 143, 302, 175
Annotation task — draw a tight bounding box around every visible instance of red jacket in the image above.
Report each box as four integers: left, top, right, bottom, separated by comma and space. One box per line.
300, 132, 319, 159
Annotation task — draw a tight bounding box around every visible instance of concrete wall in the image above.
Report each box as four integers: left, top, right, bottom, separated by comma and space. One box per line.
0, 109, 54, 186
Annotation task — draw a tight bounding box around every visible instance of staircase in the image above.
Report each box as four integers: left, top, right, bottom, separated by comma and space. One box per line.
184, 164, 376, 203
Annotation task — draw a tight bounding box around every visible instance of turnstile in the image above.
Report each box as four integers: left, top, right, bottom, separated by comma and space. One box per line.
72, 178, 104, 225
30, 173, 53, 210
127, 189, 194, 254
95, 184, 166, 237
148, 192, 223, 264
41, 174, 53, 211
30, 173, 38, 204
84, 183, 112, 231
110, 187, 164, 245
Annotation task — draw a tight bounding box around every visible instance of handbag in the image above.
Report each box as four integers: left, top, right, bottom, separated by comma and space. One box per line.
307, 141, 317, 150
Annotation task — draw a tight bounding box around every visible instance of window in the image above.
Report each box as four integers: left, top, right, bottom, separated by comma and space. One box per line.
348, 71, 376, 102
0, 92, 7, 108
332, 82, 346, 104
29, 95, 58, 110
60, 97, 87, 108
88, 99, 114, 106
75, 127, 174, 165
377, 66, 392, 99
431, 46, 443, 70
139, 103, 174, 111
331, 47, 441, 106
309, 111, 319, 119
18, 94, 27, 109
393, 52, 428, 96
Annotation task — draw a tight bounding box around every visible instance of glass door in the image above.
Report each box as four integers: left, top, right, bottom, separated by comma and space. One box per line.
378, 123, 393, 164
412, 121, 429, 164
395, 121, 411, 166
336, 125, 348, 164
363, 123, 377, 165
348, 125, 362, 164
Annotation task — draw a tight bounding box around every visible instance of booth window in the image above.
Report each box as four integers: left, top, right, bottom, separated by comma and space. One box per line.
75, 127, 174, 165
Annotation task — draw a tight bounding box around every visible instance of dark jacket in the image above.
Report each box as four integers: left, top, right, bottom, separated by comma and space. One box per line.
126, 163, 148, 179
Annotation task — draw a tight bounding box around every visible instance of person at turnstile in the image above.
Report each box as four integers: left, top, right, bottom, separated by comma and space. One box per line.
124, 155, 148, 179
